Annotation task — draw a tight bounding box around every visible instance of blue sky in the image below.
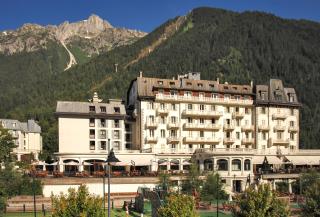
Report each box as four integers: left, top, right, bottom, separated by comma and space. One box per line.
1, 0, 320, 32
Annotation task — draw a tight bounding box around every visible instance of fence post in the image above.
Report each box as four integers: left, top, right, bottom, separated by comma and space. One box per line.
23, 204, 26, 212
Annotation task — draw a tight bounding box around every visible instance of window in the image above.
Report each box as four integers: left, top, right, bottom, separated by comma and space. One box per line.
186, 82, 192, 86
245, 108, 250, 114
199, 104, 205, 111
114, 107, 120, 113
89, 118, 95, 127
226, 132, 231, 138
226, 119, 231, 125
170, 130, 177, 137
149, 115, 155, 123
188, 117, 192, 124
260, 91, 266, 100
100, 119, 106, 127
113, 141, 120, 150
90, 141, 95, 150
170, 90, 177, 96
89, 106, 95, 112
245, 132, 249, 139
235, 107, 239, 112
217, 159, 228, 171
200, 131, 204, 138
236, 119, 240, 126
261, 107, 266, 114
211, 105, 216, 111
99, 130, 106, 139
199, 92, 204, 98
161, 130, 165, 138
232, 159, 241, 171
89, 129, 95, 139
236, 132, 240, 139
262, 132, 267, 140
188, 104, 193, 110
100, 141, 106, 150
157, 80, 163, 85
290, 109, 294, 116
169, 82, 175, 86
171, 116, 176, 123
245, 120, 249, 125
149, 102, 154, 109
244, 159, 251, 171
235, 95, 240, 100
186, 91, 192, 97
212, 93, 218, 98
160, 103, 165, 109
125, 143, 131, 149
171, 104, 176, 110
277, 132, 282, 140
188, 144, 193, 149
198, 83, 203, 87
200, 118, 204, 124
113, 130, 120, 139
114, 120, 120, 128
226, 107, 230, 113
200, 144, 204, 148
290, 133, 295, 141
125, 124, 130, 131
149, 129, 154, 137
125, 134, 131, 142
290, 121, 294, 127
160, 116, 166, 124
211, 119, 216, 124
100, 106, 106, 113
171, 144, 177, 149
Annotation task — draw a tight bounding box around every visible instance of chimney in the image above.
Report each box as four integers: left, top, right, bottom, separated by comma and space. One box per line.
139, 71, 143, 78
216, 78, 220, 84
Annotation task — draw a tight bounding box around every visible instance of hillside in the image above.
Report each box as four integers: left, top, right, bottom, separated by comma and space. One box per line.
2, 7, 320, 156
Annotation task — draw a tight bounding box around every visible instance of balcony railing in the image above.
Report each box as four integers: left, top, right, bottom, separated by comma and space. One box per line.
145, 121, 158, 129
183, 137, 220, 144
99, 135, 106, 139
195, 148, 255, 154
258, 125, 270, 131
232, 112, 245, 119
155, 94, 253, 105
272, 113, 288, 119
241, 125, 254, 132
156, 108, 169, 116
89, 134, 95, 139
270, 138, 290, 145
223, 124, 235, 131
145, 136, 158, 143
273, 125, 286, 131
241, 138, 254, 144
184, 123, 221, 131
167, 123, 179, 129
167, 137, 180, 143
288, 126, 298, 132
182, 109, 223, 117
223, 137, 236, 144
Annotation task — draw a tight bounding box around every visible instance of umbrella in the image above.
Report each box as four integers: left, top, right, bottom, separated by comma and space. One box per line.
50, 162, 59, 166
31, 161, 48, 166
82, 162, 93, 166
64, 161, 80, 166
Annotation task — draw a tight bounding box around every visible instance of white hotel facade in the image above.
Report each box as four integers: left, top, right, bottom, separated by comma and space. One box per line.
55, 72, 320, 191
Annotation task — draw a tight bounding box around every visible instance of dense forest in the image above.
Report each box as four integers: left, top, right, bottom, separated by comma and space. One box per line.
1, 7, 320, 157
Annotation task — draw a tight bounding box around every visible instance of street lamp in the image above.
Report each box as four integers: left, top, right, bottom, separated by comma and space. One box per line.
105, 139, 120, 217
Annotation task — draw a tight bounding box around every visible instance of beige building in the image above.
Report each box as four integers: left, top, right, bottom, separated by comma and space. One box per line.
0, 119, 42, 161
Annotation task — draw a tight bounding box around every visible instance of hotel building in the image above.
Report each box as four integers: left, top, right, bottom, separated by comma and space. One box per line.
0, 119, 42, 161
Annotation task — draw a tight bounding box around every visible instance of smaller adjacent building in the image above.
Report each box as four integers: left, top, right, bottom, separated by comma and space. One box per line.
0, 119, 42, 161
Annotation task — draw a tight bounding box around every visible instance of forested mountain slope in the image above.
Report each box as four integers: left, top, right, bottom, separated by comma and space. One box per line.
2, 7, 320, 156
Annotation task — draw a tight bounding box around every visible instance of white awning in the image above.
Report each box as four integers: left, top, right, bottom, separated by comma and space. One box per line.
116, 154, 154, 166
252, 156, 283, 165
286, 156, 320, 165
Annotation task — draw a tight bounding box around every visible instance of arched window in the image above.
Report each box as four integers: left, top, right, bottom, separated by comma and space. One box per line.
244, 159, 251, 171
204, 159, 213, 171
232, 159, 241, 171
217, 159, 228, 171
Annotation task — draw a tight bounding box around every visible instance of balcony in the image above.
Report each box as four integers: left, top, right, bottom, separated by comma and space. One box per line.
156, 108, 169, 116
271, 138, 290, 146
288, 126, 298, 132
258, 125, 270, 131
223, 137, 235, 144
167, 123, 179, 129
145, 136, 158, 143
272, 113, 288, 120
89, 134, 95, 139
241, 138, 254, 144
145, 121, 158, 129
155, 94, 253, 106
167, 137, 180, 143
183, 137, 220, 144
183, 123, 221, 131
223, 124, 235, 131
232, 112, 245, 119
273, 125, 286, 131
99, 134, 106, 139
182, 109, 222, 117
241, 125, 254, 132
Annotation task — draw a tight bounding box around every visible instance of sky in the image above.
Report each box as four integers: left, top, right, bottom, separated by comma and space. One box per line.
1, 0, 320, 32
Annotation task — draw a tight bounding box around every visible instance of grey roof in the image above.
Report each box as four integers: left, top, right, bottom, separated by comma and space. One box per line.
56, 100, 126, 116
0, 119, 41, 133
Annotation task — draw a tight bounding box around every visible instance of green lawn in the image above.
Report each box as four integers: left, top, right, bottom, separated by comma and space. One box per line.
200, 212, 232, 217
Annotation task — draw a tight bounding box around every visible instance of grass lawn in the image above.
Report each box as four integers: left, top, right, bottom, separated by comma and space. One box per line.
200, 212, 232, 217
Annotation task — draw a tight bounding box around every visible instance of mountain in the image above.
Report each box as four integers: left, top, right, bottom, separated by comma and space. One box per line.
2, 7, 320, 157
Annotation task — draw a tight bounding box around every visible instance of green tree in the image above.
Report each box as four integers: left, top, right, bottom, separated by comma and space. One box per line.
231, 184, 290, 217
181, 163, 202, 194
201, 172, 227, 201
0, 126, 16, 164
158, 194, 199, 217
301, 179, 320, 216
51, 185, 104, 217
300, 170, 320, 194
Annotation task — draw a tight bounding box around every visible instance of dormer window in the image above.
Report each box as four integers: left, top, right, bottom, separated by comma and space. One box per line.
209, 84, 214, 89
232, 87, 237, 90
100, 106, 106, 113
198, 83, 203, 87
158, 81, 163, 85
288, 93, 295, 102
114, 107, 120, 113
89, 106, 96, 112
187, 82, 192, 86
169, 82, 175, 86
224, 86, 228, 90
